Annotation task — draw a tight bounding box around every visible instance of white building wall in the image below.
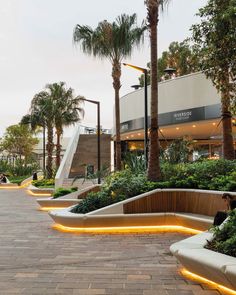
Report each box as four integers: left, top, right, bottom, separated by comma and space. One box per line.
119, 72, 220, 124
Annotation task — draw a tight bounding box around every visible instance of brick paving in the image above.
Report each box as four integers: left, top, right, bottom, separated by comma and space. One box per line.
0, 188, 225, 295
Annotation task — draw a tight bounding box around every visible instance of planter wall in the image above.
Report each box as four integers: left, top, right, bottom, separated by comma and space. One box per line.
48, 188, 232, 230
37, 184, 101, 208
170, 231, 236, 290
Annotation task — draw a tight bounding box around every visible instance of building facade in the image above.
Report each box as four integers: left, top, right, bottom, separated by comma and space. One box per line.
117, 72, 236, 159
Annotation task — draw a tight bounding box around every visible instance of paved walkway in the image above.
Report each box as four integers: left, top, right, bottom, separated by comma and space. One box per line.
0, 188, 224, 295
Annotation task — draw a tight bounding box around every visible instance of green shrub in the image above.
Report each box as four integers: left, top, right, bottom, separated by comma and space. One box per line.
162, 159, 236, 191
162, 138, 193, 164
8, 175, 30, 185
52, 187, 78, 199
71, 191, 122, 214
123, 152, 146, 174
0, 159, 39, 177
71, 159, 236, 214
206, 210, 236, 257
32, 179, 55, 188
103, 169, 148, 198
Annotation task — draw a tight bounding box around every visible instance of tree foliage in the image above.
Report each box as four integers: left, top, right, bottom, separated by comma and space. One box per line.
191, 0, 236, 107
22, 82, 84, 178
0, 124, 38, 161
45, 82, 84, 169
73, 14, 146, 170
191, 0, 236, 159
139, 40, 199, 86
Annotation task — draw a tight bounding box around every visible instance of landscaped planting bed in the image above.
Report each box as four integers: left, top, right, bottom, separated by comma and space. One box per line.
71, 160, 236, 214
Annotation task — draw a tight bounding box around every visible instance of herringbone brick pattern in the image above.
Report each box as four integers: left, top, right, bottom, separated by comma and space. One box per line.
0, 188, 224, 294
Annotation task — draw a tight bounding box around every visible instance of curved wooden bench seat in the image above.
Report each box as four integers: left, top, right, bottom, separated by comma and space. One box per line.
48, 188, 234, 230
123, 188, 231, 217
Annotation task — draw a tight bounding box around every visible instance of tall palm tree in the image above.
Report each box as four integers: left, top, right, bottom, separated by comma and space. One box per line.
21, 112, 46, 173
145, 0, 169, 181
73, 14, 146, 170
45, 82, 84, 169
30, 91, 55, 179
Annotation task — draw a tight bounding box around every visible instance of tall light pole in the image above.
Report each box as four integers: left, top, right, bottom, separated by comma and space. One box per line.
123, 63, 148, 167
42, 123, 46, 176
82, 98, 101, 184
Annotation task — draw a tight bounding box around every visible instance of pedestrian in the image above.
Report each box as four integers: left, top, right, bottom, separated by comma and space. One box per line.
213, 193, 235, 226
32, 172, 38, 181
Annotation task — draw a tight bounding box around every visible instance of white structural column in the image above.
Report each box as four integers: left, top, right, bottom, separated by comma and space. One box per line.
55, 123, 81, 188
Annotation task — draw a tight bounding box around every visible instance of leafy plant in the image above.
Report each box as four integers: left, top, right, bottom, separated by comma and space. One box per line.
123, 152, 146, 174
71, 159, 236, 214
206, 210, 236, 258
71, 191, 122, 214
8, 176, 30, 185
32, 178, 55, 188
163, 138, 193, 164
0, 159, 39, 177
52, 187, 77, 199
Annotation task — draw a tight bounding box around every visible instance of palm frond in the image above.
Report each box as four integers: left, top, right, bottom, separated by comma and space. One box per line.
73, 14, 146, 62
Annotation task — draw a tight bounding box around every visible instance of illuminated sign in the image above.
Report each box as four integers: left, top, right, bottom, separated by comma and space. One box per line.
120, 104, 221, 133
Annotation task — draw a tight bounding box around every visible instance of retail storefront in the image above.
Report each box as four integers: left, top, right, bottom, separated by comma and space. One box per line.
116, 72, 236, 159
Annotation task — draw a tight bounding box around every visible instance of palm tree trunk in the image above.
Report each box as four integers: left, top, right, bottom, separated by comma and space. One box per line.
112, 61, 122, 170
147, 0, 161, 181
55, 130, 62, 169
46, 124, 54, 179
221, 92, 234, 160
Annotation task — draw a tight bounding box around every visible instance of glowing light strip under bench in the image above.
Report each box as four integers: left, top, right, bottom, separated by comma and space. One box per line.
182, 269, 236, 295
53, 224, 202, 235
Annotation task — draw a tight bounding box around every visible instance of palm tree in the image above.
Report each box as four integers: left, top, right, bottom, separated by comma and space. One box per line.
73, 14, 146, 170
30, 91, 55, 179
21, 108, 47, 174
145, 0, 170, 181
45, 82, 84, 169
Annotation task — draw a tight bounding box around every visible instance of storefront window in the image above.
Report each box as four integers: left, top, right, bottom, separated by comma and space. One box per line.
128, 141, 144, 152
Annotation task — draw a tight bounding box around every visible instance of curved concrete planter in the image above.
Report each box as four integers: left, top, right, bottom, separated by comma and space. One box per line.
48, 188, 222, 230
28, 184, 54, 196
37, 191, 81, 208
0, 183, 19, 188
37, 184, 101, 208
170, 230, 236, 290
49, 209, 212, 230
0, 175, 34, 189
47, 187, 236, 291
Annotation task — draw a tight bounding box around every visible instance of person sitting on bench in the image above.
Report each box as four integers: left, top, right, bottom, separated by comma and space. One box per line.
213, 193, 235, 226
0, 174, 7, 183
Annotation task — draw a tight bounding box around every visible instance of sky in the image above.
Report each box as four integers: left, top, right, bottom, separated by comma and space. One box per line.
0, 0, 207, 137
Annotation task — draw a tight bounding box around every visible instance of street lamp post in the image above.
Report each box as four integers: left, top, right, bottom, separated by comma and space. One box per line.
123, 63, 148, 167
82, 98, 101, 184
43, 123, 46, 176
163, 67, 176, 79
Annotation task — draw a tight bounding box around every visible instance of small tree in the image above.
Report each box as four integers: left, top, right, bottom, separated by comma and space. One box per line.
191, 0, 236, 160
0, 124, 39, 162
